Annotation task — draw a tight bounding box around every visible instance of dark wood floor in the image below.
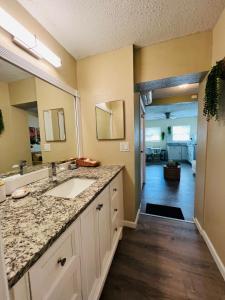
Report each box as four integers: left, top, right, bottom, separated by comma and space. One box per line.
100, 214, 225, 300
141, 162, 195, 221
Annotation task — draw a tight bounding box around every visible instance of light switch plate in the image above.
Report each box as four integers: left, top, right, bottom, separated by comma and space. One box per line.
43, 143, 51, 152
120, 142, 129, 152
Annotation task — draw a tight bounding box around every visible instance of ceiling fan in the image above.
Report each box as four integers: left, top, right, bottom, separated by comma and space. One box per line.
156, 112, 177, 120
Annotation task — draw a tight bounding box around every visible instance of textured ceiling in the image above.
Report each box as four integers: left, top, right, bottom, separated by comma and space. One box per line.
145, 102, 198, 120
17, 0, 225, 59
153, 83, 199, 99
0, 59, 31, 82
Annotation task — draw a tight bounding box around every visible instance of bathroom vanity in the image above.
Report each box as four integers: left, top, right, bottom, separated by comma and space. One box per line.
0, 166, 124, 300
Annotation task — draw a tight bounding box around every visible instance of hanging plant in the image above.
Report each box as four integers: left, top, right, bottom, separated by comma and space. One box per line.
167, 126, 171, 135
0, 110, 4, 134
161, 131, 165, 140
204, 59, 225, 121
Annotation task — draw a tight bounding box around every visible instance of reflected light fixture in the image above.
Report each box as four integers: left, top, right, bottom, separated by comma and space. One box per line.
0, 7, 61, 68
178, 84, 189, 89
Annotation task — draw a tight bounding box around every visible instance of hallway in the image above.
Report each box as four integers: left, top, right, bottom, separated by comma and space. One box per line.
100, 214, 225, 300
141, 162, 195, 221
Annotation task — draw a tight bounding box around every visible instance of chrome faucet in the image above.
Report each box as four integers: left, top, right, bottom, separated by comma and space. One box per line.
49, 162, 57, 182
19, 160, 27, 175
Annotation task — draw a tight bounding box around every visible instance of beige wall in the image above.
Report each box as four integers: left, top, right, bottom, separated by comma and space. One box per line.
35, 78, 77, 163
0, 82, 32, 173
77, 46, 137, 221
135, 31, 212, 84
196, 8, 225, 266
153, 95, 195, 106
8, 77, 36, 105
0, 0, 77, 89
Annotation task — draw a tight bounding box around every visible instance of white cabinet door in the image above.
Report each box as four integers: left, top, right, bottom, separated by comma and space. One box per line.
97, 187, 111, 275
181, 146, 188, 161
167, 146, 181, 160
44, 255, 82, 300
110, 171, 124, 250
80, 198, 100, 300
29, 220, 82, 300
188, 145, 194, 163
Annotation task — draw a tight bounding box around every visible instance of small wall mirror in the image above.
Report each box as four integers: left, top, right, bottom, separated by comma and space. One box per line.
95, 100, 125, 140
44, 108, 66, 142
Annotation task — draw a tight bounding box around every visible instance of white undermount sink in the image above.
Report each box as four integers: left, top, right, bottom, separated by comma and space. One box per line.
44, 178, 96, 199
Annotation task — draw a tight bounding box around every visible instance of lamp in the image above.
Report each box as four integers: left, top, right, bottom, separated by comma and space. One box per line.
0, 7, 61, 68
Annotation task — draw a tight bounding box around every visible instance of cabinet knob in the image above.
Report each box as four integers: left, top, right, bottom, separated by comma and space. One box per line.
57, 257, 67, 266
96, 204, 103, 210
113, 188, 117, 192
114, 208, 118, 212
115, 227, 118, 232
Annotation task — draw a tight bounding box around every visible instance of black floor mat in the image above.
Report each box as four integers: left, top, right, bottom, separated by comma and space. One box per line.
146, 203, 184, 220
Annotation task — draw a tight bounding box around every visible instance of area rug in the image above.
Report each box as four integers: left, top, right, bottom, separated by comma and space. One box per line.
146, 203, 184, 220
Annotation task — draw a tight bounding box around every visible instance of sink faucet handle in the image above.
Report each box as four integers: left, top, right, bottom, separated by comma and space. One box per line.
19, 160, 27, 175
19, 160, 27, 167
49, 162, 57, 181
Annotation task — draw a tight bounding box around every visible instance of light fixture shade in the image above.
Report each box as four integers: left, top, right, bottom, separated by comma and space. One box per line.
34, 40, 62, 68
0, 7, 61, 68
0, 8, 36, 48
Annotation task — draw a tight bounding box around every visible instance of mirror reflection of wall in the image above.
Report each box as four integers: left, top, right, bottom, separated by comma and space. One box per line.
0, 59, 78, 177
95, 100, 125, 140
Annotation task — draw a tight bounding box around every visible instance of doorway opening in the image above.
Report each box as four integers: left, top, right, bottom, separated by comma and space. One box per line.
138, 75, 202, 222
14, 101, 42, 166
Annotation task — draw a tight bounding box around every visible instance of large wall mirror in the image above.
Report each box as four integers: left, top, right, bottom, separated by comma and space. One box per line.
0, 58, 78, 177
95, 100, 125, 140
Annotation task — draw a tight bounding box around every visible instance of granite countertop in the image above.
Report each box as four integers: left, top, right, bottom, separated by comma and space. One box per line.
0, 165, 123, 288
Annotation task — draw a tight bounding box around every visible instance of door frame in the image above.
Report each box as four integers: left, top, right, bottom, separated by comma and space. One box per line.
140, 97, 146, 189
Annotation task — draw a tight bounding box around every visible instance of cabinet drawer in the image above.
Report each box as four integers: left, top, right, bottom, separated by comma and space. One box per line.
44, 255, 82, 300
110, 174, 120, 198
111, 214, 119, 248
29, 220, 81, 300
111, 192, 119, 220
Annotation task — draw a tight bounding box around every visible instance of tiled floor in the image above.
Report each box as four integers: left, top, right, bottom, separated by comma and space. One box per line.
141, 162, 195, 221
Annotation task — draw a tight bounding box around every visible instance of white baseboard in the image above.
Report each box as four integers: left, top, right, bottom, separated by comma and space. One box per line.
123, 208, 140, 229
194, 218, 225, 281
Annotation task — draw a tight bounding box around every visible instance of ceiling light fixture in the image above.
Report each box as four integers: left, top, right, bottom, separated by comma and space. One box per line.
0, 7, 61, 68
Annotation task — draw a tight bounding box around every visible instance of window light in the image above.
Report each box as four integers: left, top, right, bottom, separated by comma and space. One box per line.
0, 7, 61, 68
146, 127, 161, 142
172, 126, 190, 141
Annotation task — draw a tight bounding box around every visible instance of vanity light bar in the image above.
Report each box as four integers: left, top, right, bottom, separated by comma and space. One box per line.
0, 7, 61, 68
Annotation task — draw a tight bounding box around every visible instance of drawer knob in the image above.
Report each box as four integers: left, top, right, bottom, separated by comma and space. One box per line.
96, 204, 103, 210
114, 208, 118, 212
115, 227, 118, 232
113, 188, 117, 192
57, 257, 67, 266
